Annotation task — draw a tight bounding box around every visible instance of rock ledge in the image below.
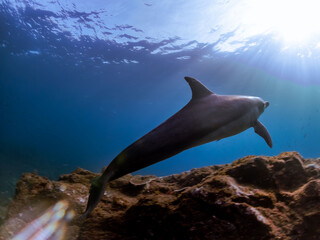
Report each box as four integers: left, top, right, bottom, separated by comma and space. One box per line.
1, 152, 320, 240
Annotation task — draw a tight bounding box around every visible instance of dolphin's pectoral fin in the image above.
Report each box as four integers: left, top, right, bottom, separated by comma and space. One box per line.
253, 120, 273, 148
184, 76, 214, 99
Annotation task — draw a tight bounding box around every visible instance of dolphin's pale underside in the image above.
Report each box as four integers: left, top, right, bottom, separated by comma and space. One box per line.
82, 76, 272, 218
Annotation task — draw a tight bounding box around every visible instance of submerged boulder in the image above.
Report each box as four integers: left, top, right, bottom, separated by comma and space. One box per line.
0, 152, 319, 240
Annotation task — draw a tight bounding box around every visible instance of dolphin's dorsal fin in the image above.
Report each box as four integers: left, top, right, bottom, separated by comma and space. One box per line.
184, 76, 213, 99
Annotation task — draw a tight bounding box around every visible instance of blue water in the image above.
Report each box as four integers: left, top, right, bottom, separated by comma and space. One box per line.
1, 0, 320, 204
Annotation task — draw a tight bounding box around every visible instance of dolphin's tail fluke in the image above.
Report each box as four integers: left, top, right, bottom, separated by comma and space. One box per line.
81, 169, 114, 219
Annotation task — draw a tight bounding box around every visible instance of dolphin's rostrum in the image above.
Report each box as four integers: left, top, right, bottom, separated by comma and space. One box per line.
82, 76, 272, 218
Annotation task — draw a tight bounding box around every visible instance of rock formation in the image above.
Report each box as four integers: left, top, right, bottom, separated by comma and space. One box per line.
0, 152, 320, 239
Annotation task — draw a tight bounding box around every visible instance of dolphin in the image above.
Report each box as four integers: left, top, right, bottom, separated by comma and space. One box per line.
82, 76, 272, 218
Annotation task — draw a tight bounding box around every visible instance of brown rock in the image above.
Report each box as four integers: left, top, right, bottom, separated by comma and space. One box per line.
0, 152, 319, 240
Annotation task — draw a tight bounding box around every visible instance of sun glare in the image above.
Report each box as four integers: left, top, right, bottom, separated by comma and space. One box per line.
241, 0, 320, 46
11, 201, 74, 240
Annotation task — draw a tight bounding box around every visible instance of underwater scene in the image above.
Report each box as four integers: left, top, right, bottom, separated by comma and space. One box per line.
1, 0, 320, 239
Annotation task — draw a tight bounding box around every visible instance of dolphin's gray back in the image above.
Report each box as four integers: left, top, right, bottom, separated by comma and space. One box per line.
109, 94, 252, 180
